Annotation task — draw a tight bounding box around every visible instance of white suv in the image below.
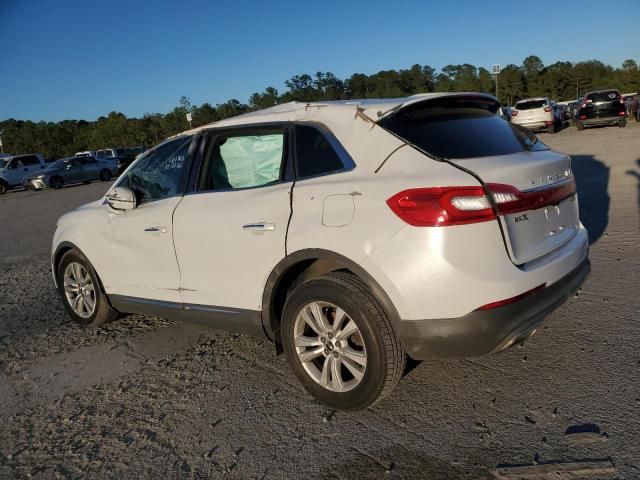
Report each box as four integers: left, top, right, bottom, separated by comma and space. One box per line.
512, 97, 562, 133
52, 93, 590, 410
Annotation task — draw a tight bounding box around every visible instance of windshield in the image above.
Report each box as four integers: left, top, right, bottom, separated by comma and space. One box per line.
48, 159, 71, 169
379, 98, 549, 159
0, 159, 8, 169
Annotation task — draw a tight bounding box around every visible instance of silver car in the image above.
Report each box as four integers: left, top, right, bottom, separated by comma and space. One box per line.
511, 97, 562, 133
24, 156, 118, 190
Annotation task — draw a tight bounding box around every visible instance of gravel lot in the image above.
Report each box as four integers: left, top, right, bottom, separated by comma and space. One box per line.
1, 122, 639, 479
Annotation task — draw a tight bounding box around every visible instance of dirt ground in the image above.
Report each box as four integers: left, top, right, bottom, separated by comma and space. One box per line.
1, 121, 639, 479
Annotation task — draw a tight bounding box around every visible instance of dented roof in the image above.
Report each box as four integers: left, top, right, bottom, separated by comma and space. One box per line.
175, 92, 497, 137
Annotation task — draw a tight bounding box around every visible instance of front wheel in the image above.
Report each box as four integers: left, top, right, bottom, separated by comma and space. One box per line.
281, 271, 405, 410
619, 119, 626, 128
50, 176, 64, 189
576, 121, 584, 131
0, 181, 7, 195
56, 249, 119, 327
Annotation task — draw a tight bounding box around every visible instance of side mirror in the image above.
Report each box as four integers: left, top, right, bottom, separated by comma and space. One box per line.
105, 186, 136, 212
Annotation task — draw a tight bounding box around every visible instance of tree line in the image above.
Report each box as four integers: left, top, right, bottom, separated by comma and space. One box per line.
2, 55, 638, 160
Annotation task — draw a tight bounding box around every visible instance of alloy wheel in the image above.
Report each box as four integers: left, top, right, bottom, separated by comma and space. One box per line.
293, 301, 367, 393
63, 262, 96, 318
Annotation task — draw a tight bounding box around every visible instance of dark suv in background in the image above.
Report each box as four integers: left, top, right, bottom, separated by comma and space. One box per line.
576, 89, 626, 130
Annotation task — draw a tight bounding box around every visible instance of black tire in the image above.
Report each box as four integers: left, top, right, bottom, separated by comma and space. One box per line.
547, 123, 555, 134
576, 121, 584, 131
281, 271, 405, 410
619, 119, 626, 128
99, 169, 112, 181
50, 176, 64, 189
56, 249, 119, 327
0, 180, 7, 195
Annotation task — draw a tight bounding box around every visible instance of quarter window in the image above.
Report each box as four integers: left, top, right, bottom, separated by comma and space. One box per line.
199, 130, 285, 191
118, 136, 192, 205
295, 125, 344, 178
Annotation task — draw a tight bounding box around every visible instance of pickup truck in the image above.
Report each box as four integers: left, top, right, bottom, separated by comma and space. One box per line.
0, 153, 47, 194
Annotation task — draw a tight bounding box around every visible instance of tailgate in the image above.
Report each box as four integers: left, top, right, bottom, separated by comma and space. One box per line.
377, 93, 581, 265
447, 151, 579, 264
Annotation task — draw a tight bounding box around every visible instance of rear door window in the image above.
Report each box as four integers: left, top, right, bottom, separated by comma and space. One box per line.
515, 100, 547, 110
295, 125, 344, 178
586, 91, 620, 102
379, 97, 549, 159
20, 155, 40, 166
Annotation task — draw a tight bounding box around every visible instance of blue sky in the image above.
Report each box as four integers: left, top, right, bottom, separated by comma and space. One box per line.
1, 0, 638, 121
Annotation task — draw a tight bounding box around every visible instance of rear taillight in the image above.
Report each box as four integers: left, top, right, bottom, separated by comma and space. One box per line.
387, 180, 577, 227
579, 115, 587, 119
620, 96, 625, 104
511, 110, 518, 116
619, 111, 626, 116
543, 106, 552, 112
386, 187, 495, 226
477, 284, 546, 310
487, 180, 576, 215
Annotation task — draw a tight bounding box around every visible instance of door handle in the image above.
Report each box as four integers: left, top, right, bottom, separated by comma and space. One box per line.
242, 222, 275, 231
144, 226, 167, 233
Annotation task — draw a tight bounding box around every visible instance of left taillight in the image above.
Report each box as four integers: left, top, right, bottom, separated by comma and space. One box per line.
386, 187, 496, 227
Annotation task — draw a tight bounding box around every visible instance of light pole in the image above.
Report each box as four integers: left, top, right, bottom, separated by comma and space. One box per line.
0, 128, 4, 154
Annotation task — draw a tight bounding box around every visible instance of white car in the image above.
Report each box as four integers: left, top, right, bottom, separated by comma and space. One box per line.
52, 93, 590, 410
511, 97, 562, 133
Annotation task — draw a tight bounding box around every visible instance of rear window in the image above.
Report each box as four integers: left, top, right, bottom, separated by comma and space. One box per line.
379, 97, 549, 159
586, 91, 620, 102
515, 100, 547, 110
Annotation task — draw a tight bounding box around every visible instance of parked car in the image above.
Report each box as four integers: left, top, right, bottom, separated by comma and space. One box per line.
51, 93, 590, 410
24, 155, 117, 190
96, 147, 145, 174
497, 106, 512, 121
511, 97, 562, 133
0, 153, 47, 194
576, 89, 626, 130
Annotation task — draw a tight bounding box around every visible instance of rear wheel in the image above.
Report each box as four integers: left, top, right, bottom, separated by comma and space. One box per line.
0, 180, 7, 195
50, 176, 64, 189
576, 121, 584, 131
547, 123, 555, 134
99, 169, 112, 181
56, 249, 119, 327
281, 271, 405, 410
619, 119, 626, 128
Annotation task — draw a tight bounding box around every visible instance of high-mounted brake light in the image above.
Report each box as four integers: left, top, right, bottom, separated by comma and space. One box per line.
386, 187, 495, 227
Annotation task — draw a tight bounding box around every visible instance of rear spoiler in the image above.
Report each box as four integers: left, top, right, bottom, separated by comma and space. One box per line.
376, 92, 500, 122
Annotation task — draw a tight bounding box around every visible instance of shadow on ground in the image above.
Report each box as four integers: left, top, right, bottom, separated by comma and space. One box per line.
571, 155, 610, 244
626, 159, 640, 210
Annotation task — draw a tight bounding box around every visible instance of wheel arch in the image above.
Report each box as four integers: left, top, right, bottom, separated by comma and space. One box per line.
262, 249, 400, 352
53, 241, 109, 298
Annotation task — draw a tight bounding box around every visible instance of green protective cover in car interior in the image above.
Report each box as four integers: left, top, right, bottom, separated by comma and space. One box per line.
218, 134, 283, 189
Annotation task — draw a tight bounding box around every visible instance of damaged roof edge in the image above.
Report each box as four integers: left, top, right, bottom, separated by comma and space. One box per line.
169, 92, 499, 139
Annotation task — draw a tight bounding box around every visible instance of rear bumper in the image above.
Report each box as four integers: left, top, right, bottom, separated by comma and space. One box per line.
396, 258, 590, 360
581, 116, 623, 126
